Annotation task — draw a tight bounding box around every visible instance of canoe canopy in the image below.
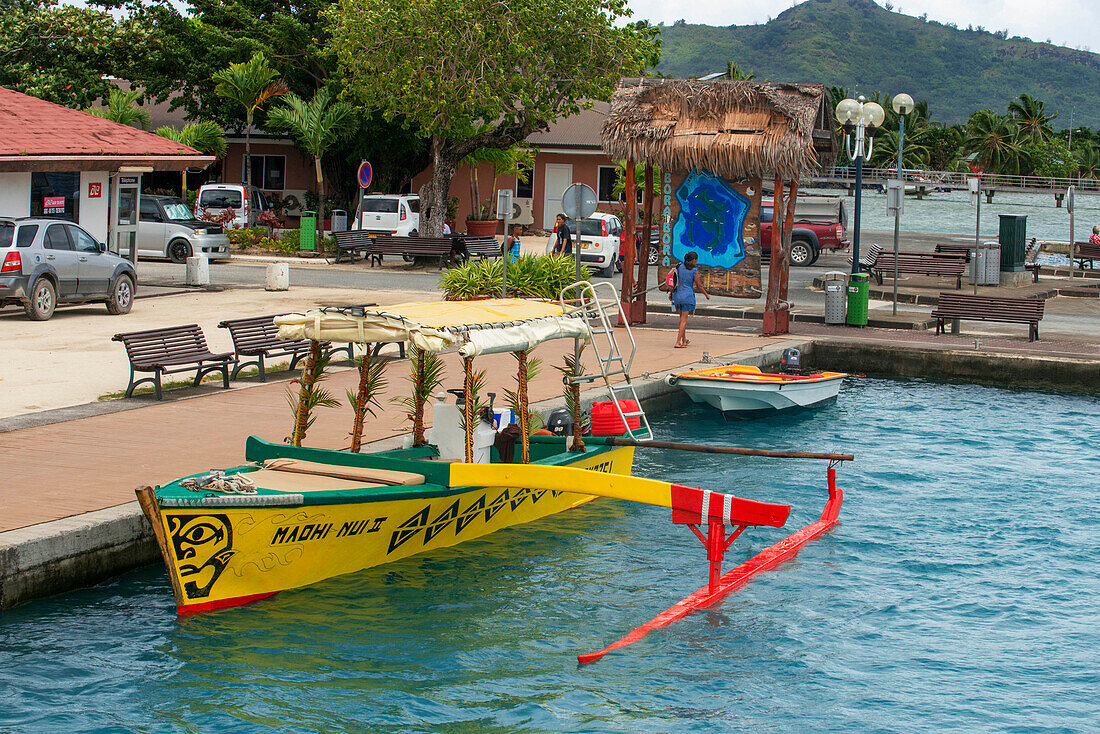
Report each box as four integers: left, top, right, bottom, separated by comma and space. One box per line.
275, 299, 590, 356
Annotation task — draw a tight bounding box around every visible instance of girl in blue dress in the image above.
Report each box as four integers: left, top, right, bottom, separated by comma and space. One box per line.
671, 252, 709, 348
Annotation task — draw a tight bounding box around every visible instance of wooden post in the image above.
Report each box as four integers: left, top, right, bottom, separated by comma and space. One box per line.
778, 179, 799, 305
763, 174, 790, 336
349, 349, 371, 453
462, 356, 474, 463
291, 340, 323, 447
619, 159, 636, 325
570, 380, 585, 452
632, 162, 655, 324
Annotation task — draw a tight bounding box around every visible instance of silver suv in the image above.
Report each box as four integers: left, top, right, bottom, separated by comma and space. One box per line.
0, 218, 137, 321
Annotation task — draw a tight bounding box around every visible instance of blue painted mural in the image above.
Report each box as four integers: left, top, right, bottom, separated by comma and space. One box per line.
670, 169, 750, 269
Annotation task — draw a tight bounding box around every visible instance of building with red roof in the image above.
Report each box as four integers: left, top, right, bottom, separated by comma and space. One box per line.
0, 86, 214, 244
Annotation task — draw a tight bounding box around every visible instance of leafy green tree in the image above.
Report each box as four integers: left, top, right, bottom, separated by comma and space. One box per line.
156, 121, 228, 199
1076, 143, 1100, 179
963, 110, 1028, 173
461, 142, 536, 221
1021, 137, 1074, 177
328, 0, 660, 235
85, 88, 151, 129
213, 52, 289, 192
0, 1, 154, 108
266, 89, 355, 242
1008, 93, 1057, 144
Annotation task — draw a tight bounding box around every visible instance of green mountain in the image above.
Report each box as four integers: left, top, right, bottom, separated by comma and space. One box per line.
655, 0, 1100, 127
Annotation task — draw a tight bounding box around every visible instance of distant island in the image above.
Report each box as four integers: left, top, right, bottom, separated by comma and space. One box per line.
654, 0, 1100, 127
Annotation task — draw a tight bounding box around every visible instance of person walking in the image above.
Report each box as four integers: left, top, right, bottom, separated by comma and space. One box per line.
552, 214, 572, 256
670, 252, 709, 348
503, 224, 522, 262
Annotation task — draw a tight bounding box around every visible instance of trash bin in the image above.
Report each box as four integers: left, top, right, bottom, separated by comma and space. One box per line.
823, 271, 847, 324
971, 243, 1001, 285
331, 209, 347, 233
846, 272, 870, 327
998, 214, 1026, 272
299, 211, 316, 251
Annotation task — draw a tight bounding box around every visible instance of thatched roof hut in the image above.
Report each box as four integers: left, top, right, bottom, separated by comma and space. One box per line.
601, 79, 837, 181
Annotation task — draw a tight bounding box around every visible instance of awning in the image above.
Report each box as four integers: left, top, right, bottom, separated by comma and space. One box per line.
274, 299, 591, 356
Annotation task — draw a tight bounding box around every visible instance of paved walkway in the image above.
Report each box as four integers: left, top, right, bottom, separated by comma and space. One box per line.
0, 322, 783, 532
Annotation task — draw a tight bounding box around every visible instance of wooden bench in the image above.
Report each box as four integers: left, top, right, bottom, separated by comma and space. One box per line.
1072, 241, 1100, 268
457, 235, 502, 260
933, 243, 973, 262
113, 325, 233, 400
217, 314, 358, 382
332, 230, 378, 263
847, 243, 882, 273
369, 235, 460, 267
871, 251, 967, 289
931, 292, 1045, 341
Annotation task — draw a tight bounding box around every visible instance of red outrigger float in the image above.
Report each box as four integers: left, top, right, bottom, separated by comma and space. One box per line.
577, 444, 848, 664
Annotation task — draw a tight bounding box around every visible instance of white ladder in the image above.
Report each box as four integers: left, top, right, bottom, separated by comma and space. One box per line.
560, 281, 653, 442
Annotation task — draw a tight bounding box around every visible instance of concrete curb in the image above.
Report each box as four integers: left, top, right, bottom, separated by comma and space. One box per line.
0, 339, 806, 611
648, 301, 934, 330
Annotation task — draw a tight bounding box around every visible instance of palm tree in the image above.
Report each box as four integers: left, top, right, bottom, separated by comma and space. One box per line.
725, 62, 755, 80
267, 89, 355, 244
964, 110, 1028, 174
461, 143, 534, 220
1077, 143, 1100, 179
156, 122, 228, 200
84, 88, 150, 130
213, 52, 289, 192
1008, 94, 1057, 144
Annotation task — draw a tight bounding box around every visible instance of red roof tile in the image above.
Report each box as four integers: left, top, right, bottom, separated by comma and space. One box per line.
0, 85, 201, 157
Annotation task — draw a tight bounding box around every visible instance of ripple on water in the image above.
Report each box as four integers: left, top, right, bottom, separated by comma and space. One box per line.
1, 378, 1098, 732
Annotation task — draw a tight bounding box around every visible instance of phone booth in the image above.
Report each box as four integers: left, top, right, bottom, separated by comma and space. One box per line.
109, 173, 142, 262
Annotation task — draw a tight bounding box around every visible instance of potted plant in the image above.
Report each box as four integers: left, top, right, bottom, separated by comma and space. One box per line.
462, 144, 534, 236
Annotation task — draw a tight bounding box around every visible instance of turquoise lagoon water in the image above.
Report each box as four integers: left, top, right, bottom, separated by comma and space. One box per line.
2, 379, 1099, 732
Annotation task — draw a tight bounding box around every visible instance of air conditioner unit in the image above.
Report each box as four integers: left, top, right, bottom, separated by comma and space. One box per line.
511, 197, 534, 226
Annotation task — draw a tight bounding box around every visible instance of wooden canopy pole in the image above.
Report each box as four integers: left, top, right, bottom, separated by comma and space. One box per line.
778, 179, 799, 304
517, 349, 530, 463
291, 340, 323, 446
619, 159, 636, 326
349, 350, 372, 453
462, 356, 474, 463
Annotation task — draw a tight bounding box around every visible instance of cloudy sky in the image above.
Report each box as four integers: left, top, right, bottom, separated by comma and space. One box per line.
630, 0, 1098, 52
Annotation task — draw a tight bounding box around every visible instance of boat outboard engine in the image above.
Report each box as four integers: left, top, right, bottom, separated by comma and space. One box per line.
779, 348, 803, 375
546, 408, 574, 437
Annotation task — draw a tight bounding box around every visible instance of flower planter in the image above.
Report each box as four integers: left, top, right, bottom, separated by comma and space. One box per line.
465, 219, 499, 236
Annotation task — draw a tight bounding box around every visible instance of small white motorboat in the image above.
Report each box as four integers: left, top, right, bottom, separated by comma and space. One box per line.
669, 364, 847, 417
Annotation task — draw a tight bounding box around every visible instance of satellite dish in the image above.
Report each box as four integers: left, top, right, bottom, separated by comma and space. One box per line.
561, 183, 598, 220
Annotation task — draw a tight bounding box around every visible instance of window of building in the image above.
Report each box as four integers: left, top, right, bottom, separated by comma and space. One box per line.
31, 172, 80, 223
244, 155, 286, 190
597, 166, 617, 202
515, 162, 533, 199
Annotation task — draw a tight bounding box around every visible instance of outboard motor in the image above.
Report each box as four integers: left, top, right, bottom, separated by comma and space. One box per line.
779, 348, 803, 375
546, 408, 574, 437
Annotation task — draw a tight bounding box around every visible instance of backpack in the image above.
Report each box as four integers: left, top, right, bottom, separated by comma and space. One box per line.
659, 267, 678, 292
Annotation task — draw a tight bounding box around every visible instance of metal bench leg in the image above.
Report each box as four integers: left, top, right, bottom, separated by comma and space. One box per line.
258, 353, 266, 382
125, 368, 137, 399
1030, 323, 1038, 342
951, 318, 960, 335
956, 276, 961, 290
221, 360, 230, 388
154, 370, 163, 401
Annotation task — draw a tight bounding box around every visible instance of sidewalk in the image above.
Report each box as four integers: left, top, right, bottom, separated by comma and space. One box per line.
0, 323, 786, 533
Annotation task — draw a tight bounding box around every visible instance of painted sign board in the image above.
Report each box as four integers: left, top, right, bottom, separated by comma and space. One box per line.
43, 196, 66, 215
88, 182, 102, 199
657, 168, 761, 298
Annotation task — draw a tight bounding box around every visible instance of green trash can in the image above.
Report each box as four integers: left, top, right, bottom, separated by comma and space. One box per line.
299, 211, 317, 252
998, 214, 1026, 272
846, 272, 869, 327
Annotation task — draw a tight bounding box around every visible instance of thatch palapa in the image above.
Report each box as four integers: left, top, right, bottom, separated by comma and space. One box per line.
601, 79, 837, 181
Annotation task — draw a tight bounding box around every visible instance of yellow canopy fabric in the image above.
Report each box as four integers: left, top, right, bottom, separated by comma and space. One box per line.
274, 299, 590, 355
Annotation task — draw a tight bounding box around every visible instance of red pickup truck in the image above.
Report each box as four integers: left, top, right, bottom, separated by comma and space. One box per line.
760, 196, 849, 266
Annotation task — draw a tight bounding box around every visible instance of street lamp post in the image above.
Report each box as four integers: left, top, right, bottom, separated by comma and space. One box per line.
836, 96, 885, 276
891, 93, 914, 315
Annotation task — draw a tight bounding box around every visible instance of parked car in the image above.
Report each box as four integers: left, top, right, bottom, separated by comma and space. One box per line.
0, 218, 137, 320
759, 196, 849, 266
195, 183, 270, 229
138, 196, 231, 263
544, 212, 622, 277
355, 194, 420, 236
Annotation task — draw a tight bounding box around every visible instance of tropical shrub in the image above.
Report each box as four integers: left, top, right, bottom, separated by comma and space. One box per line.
439, 254, 590, 301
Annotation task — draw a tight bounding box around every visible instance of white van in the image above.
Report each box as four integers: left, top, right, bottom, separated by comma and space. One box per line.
196, 183, 270, 229
356, 194, 420, 236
